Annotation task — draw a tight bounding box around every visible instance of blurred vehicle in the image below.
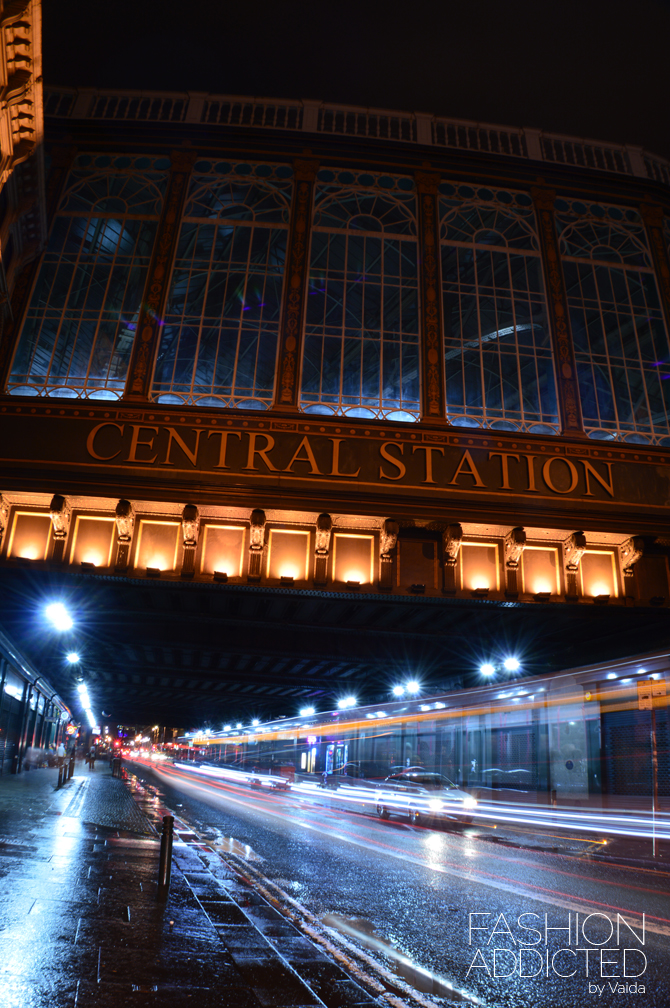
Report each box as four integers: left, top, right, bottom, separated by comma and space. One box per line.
329, 761, 388, 783
374, 771, 478, 825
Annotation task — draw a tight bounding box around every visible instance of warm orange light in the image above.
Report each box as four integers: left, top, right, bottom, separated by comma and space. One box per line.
533, 579, 552, 594
344, 569, 365, 584
20, 545, 39, 560
83, 551, 103, 566
149, 556, 167, 571
471, 577, 490, 590
590, 582, 611, 596
278, 563, 300, 580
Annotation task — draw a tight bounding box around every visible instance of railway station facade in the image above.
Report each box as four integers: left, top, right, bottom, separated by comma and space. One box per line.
1, 83, 670, 791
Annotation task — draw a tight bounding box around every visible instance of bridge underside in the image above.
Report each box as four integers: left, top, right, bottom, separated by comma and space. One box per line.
2, 565, 667, 727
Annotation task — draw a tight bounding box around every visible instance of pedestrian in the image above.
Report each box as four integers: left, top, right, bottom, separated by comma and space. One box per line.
56, 742, 66, 768
88, 746, 96, 771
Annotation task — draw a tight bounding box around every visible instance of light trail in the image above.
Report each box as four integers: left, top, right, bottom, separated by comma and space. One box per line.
174, 760, 670, 840
134, 758, 670, 935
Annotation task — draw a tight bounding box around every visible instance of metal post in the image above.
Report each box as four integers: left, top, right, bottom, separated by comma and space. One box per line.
68, 753, 75, 779
651, 706, 659, 858
157, 815, 174, 901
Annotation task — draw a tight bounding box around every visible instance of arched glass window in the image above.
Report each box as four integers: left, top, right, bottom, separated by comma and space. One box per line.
301, 170, 419, 421
558, 200, 670, 444
8, 155, 167, 399
152, 162, 292, 409
440, 186, 558, 434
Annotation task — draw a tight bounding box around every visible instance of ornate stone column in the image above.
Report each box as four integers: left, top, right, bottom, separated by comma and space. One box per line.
415, 170, 447, 423
180, 504, 200, 579
620, 536, 644, 592
441, 523, 462, 595
273, 157, 319, 411
48, 494, 71, 564
314, 512, 332, 586
114, 499, 135, 572
0, 494, 8, 554
531, 187, 585, 437
379, 519, 399, 591
123, 149, 198, 402
563, 531, 586, 599
504, 526, 526, 598
247, 509, 266, 582
639, 204, 670, 337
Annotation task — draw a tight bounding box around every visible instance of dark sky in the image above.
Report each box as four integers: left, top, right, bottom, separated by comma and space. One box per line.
44, 0, 670, 160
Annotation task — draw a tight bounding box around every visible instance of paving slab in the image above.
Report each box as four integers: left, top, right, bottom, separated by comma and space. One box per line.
0, 765, 383, 1007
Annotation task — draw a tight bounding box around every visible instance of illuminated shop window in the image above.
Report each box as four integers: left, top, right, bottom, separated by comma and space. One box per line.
557, 200, 670, 445
460, 542, 500, 592
8, 155, 167, 399
152, 162, 292, 409
440, 185, 558, 434
301, 170, 419, 421
6, 511, 52, 560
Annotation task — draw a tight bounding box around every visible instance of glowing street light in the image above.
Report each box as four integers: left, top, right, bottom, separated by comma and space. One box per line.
337, 696, 357, 709
392, 685, 405, 697
406, 681, 420, 694
251, 719, 259, 726
479, 657, 522, 678
45, 603, 72, 631
300, 706, 315, 716
66, 652, 80, 664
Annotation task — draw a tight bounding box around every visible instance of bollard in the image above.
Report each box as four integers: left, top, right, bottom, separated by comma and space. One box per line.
157, 815, 174, 902
57, 764, 65, 788
111, 757, 121, 778
68, 755, 75, 780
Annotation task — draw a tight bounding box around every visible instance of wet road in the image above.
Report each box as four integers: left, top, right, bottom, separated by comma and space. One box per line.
130, 760, 670, 1008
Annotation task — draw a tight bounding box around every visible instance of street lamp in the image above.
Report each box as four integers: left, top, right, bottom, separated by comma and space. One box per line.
406, 681, 420, 695
300, 706, 315, 716
66, 652, 80, 663
45, 603, 72, 631
392, 685, 405, 697
337, 696, 357, 709
478, 657, 522, 678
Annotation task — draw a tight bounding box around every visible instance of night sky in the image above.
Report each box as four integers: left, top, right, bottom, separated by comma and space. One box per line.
45, 1, 669, 159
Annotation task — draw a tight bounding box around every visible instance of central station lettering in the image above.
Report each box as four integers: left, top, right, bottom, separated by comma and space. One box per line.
85, 422, 616, 500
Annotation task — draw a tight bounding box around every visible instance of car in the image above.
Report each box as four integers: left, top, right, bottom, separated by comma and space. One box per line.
374, 771, 478, 825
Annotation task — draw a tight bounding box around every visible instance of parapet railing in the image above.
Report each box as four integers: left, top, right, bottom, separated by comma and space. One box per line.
44, 87, 670, 184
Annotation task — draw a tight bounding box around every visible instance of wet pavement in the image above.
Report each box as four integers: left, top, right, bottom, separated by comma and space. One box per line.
0, 761, 393, 1007
127, 759, 670, 1008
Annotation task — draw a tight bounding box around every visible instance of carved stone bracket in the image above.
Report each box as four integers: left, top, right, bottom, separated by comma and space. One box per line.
563, 531, 587, 596
248, 508, 266, 581
180, 504, 200, 579
314, 512, 332, 585
49, 494, 71, 563
504, 527, 526, 596
620, 536, 644, 580
441, 522, 463, 594
114, 499, 135, 571
379, 518, 399, 591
